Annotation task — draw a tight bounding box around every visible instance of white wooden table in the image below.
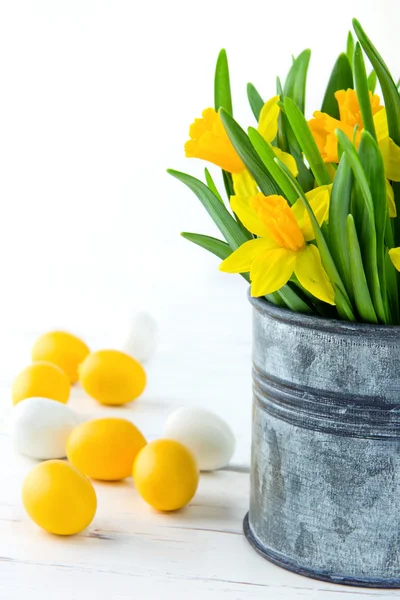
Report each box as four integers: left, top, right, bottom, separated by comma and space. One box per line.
0, 278, 399, 599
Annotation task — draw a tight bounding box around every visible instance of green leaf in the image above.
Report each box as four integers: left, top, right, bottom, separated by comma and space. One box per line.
346, 214, 378, 323
353, 18, 400, 145
335, 130, 386, 322
328, 153, 353, 299
167, 170, 250, 250
274, 157, 355, 319
247, 127, 298, 204
283, 49, 311, 114
276, 285, 314, 314
321, 53, 353, 119
219, 109, 282, 196
357, 131, 390, 322
346, 31, 355, 69
247, 83, 264, 121
368, 70, 377, 93
280, 60, 315, 192
214, 49, 232, 115
283, 97, 331, 186
222, 170, 234, 199
353, 43, 376, 140
334, 285, 357, 321
276, 76, 289, 153
181, 232, 232, 260
204, 168, 224, 204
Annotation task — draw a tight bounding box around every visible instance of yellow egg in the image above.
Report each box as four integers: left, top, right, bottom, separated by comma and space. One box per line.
79, 350, 146, 405
32, 331, 90, 383
12, 361, 70, 406
22, 460, 97, 535
67, 417, 147, 481
132, 439, 199, 511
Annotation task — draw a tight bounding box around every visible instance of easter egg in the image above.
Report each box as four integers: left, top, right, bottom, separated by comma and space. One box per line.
12, 361, 70, 406
79, 350, 146, 405
67, 417, 147, 481
32, 331, 90, 383
122, 312, 158, 363
10, 397, 79, 459
22, 460, 97, 535
132, 439, 199, 511
163, 407, 235, 471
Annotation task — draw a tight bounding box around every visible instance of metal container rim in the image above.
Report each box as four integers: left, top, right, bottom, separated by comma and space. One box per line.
249, 292, 400, 338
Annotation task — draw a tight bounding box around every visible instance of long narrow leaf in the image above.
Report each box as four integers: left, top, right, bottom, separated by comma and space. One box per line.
335, 130, 386, 322
276, 76, 289, 153
274, 157, 355, 318
346, 31, 355, 69
358, 132, 390, 322
205, 168, 223, 204
368, 70, 377, 93
214, 49, 233, 115
283, 97, 331, 186
353, 19, 400, 145
283, 49, 311, 114
321, 53, 353, 119
219, 109, 282, 196
222, 170, 234, 198
247, 83, 264, 121
167, 170, 249, 250
181, 232, 232, 260
346, 215, 378, 323
247, 127, 298, 204
276, 285, 314, 314
329, 153, 353, 298
353, 43, 376, 139
281, 52, 315, 191
334, 285, 357, 321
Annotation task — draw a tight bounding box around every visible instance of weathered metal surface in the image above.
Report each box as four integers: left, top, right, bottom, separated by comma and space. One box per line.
245, 296, 400, 587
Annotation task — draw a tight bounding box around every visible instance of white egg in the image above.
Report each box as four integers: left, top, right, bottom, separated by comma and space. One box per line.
9, 397, 80, 460
163, 407, 236, 471
122, 311, 158, 363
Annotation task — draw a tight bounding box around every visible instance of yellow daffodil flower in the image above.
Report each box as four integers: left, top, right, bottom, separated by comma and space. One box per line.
185, 97, 298, 176
308, 89, 400, 182
219, 193, 335, 304
185, 108, 245, 173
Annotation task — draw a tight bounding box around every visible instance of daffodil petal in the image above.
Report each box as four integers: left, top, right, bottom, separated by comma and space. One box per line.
257, 96, 280, 144
185, 108, 245, 173
294, 244, 335, 305
250, 247, 296, 297
232, 170, 258, 198
291, 185, 332, 241
272, 146, 299, 177
219, 238, 278, 274
389, 247, 400, 271
386, 179, 397, 217
230, 194, 271, 238
373, 107, 389, 142
379, 138, 400, 182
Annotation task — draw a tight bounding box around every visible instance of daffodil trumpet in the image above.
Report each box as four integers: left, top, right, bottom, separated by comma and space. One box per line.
170, 20, 400, 325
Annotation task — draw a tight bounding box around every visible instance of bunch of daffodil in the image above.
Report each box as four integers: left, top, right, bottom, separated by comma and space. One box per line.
168, 19, 400, 325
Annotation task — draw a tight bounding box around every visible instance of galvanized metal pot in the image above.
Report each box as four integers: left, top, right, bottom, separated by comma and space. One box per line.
244, 296, 400, 588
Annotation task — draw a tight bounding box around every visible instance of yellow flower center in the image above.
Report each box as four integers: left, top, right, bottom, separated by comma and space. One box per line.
250, 194, 305, 251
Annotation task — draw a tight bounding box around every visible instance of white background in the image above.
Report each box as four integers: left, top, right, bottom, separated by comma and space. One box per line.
0, 0, 398, 391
